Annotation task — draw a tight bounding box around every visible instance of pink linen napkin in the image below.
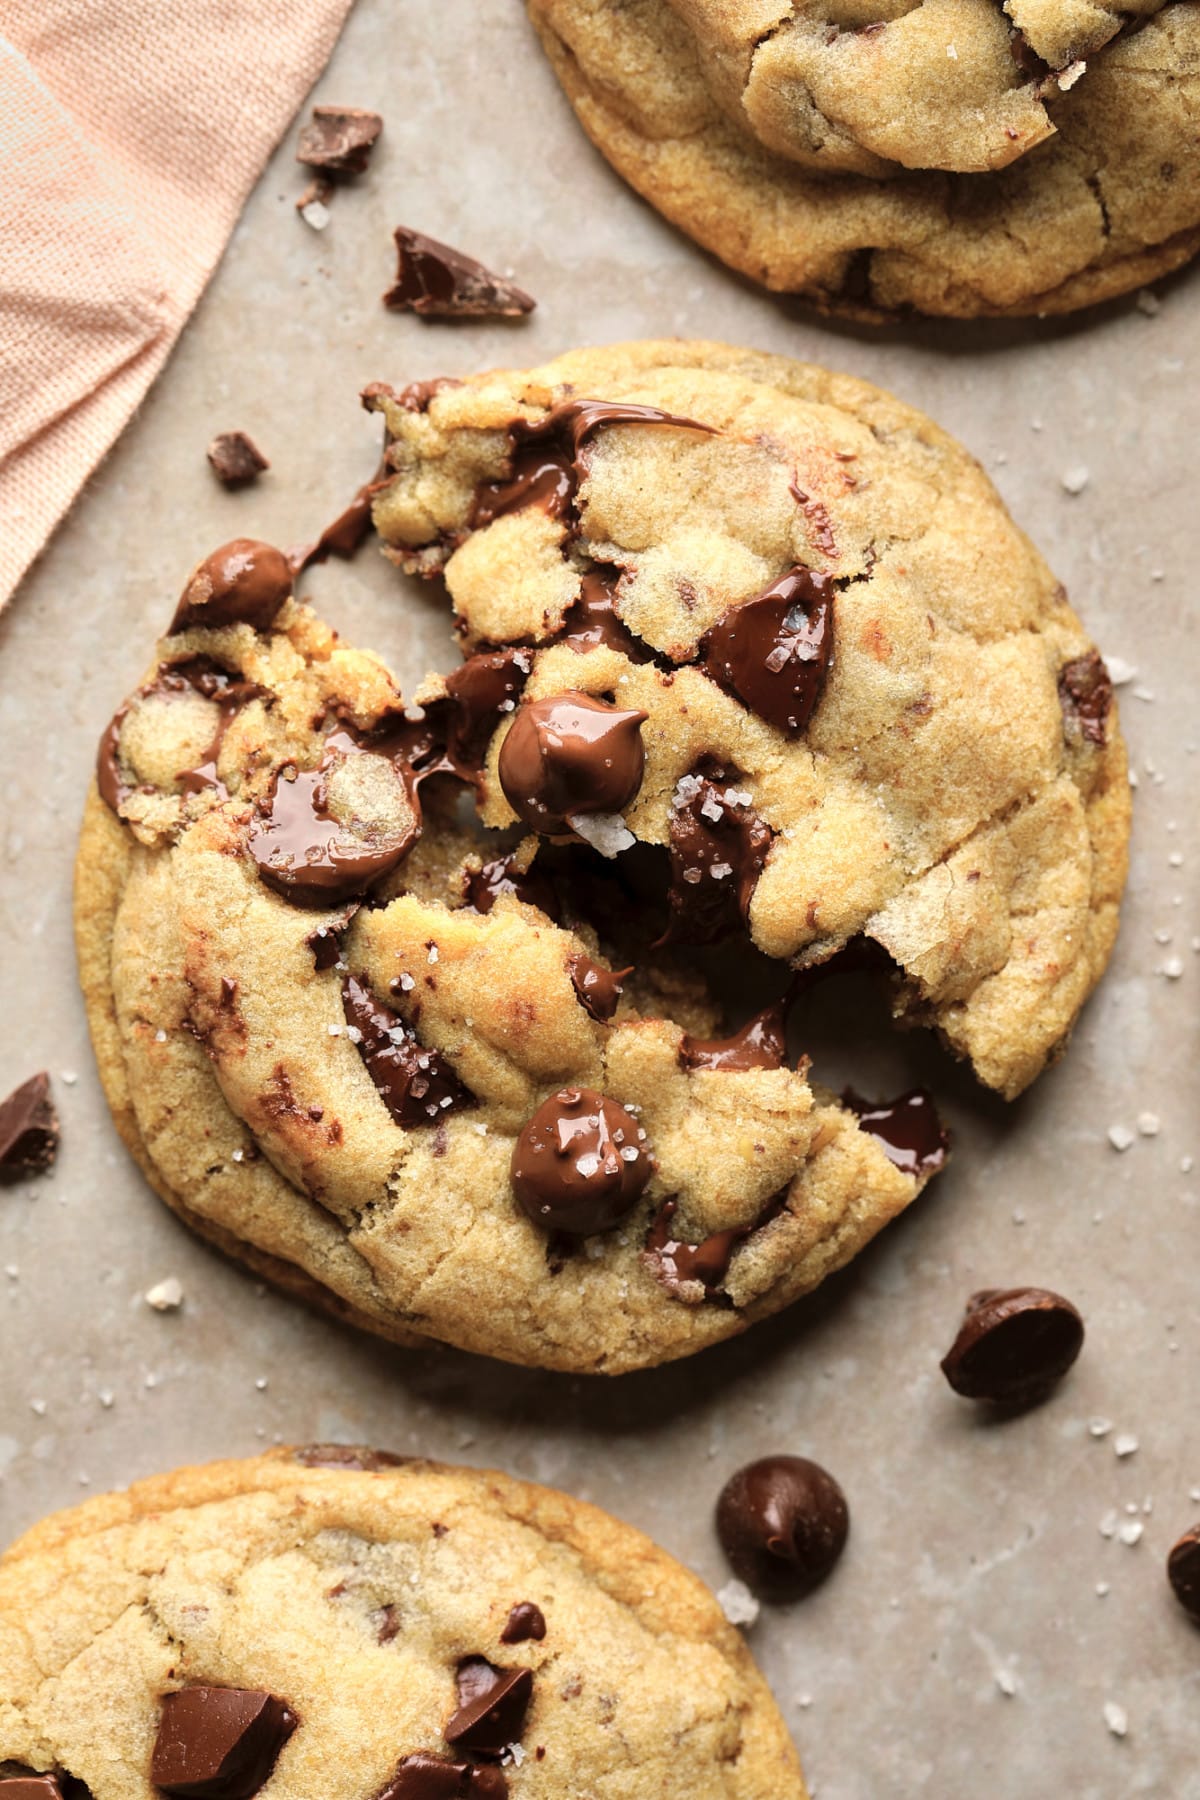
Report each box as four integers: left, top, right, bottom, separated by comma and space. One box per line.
0, 0, 356, 605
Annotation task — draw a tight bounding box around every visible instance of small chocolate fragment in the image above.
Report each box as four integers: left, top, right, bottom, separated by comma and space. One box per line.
0, 1072, 58, 1182
206, 432, 269, 489
843, 1088, 948, 1177
679, 1003, 786, 1072
384, 228, 535, 319
170, 540, 293, 635
645, 1200, 746, 1294
443, 647, 533, 774
446, 1661, 533, 1758
1058, 651, 1113, 747
511, 1087, 652, 1236
464, 854, 558, 920
498, 692, 647, 834
1167, 1526, 1200, 1624
567, 952, 629, 1023
716, 1456, 849, 1602
0, 1777, 63, 1798
500, 1602, 546, 1645
378, 1756, 507, 1800
558, 568, 654, 663
296, 106, 382, 177
701, 568, 834, 735
662, 766, 772, 944
940, 1287, 1084, 1408
152, 1687, 297, 1800
343, 974, 473, 1127
292, 1443, 407, 1471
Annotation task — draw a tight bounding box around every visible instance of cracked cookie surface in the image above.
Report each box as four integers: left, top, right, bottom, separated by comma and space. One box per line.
0, 1448, 807, 1797
526, 0, 1200, 315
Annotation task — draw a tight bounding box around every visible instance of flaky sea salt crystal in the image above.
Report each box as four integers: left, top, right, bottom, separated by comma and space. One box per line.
1105, 656, 1137, 685
1061, 465, 1090, 495
1115, 1433, 1139, 1458
1089, 1417, 1113, 1438
299, 199, 331, 231
1104, 1701, 1128, 1738
1107, 1124, 1135, 1151
1118, 1519, 1144, 1546
716, 1579, 760, 1627
568, 812, 635, 858
145, 1277, 184, 1312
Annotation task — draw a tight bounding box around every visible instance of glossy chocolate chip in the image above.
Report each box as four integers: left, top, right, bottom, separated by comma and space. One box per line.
377, 1756, 507, 1800
511, 1087, 652, 1236
498, 693, 646, 833
663, 767, 772, 945
152, 1687, 297, 1800
567, 952, 629, 1023
343, 975, 473, 1127
446, 1661, 533, 1758
0, 1072, 58, 1182
701, 568, 834, 735
679, 1003, 786, 1072
170, 540, 293, 634
843, 1088, 948, 1178
499, 1602, 546, 1645
1058, 651, 1113, 747
1167, 1526, 1200, 1624
716, 1456, 849, 1602
292, 1443, 408, 1471
940, 1287, 1084, 1408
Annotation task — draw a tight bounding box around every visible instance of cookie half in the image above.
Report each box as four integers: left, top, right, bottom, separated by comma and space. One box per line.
0, 1447, 808, 1797
75, 529, 946, 1373
526, 0, 1200, 316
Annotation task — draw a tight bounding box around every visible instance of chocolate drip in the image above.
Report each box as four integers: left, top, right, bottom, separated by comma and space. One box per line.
558, 566, 655, 662
679, 1002, 786, 1072
567, 951, 630, 1022
343, 974, 473, 1127
291, 466, 391, 573
700, 567, 834, 735
442, 647, 532, 771
661, 764, 773, 945
843, 1087, 948, 1177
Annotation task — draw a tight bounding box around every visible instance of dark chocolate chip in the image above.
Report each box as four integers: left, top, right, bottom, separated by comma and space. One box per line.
497, 692, 647, 834
377, 1755, 507, 1800
0, 1777, 64, 1798
716, 1455, 849, 1602
499, 1603, 546, 1645
1058, 651, 1113, 747
700, 568, 834, 735
151, 1687, 297, 1800
940, 1287, 1084, 1408
296, 106, 382, 177
1167, 1526, 1200, 1624
384, 228, 535, 319
567, 952, 629, 1023
843, 1088, 948, 1178
343, 974, 473, 1128
445, 1661, 532, 1758
0, 1072, 58, 1183
679, 1003, 786, 1072
292, 1443, 408, 1471
206, 433, 269, 489
662, 766, 772, 945
170, 540, 293, 635
511, 1087, 652, 1236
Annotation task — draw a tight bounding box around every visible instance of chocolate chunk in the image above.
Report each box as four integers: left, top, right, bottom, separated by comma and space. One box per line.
1167, 1526, 1200, 1624
296, 106, 382, 177
446, 1661, 532, 1758
644, 1189, 786, 1300
292, 1443, 407, 1471
248, 726, 420, 906
662, 766, 772, 944
843, 1088, 948, 1177
443, 648, 533, 774
306, 920, 348, 971
0, 1072, 58, 1182
679, 1003, 786, 1072
557, 568, 654, 663
152, 1687, 297, 1800
464, 854, 558, 920
700, 568, 834, 735
511, 1087, 653, 1236
498, 692, 647, 833
500, 1602, 546, 1645
343, 974, 473, 1127
716, 1456, 849, 1602
378, 1756, 507, 1800
384, 228, 535, 319
170, 540, 293, 635
0, 1776, 64, 1798
206, 432, 269, 489
940, 1287, 1084, 1408
567, 952, 629, 1023
1058, 651, 1113, 746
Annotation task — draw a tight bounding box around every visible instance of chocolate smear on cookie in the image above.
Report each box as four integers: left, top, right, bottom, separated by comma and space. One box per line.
700, 567, 834, 735
511, 1087, 652, 1236
378, 1756, 507, 1799
446, 1660, 533, 1757
644, 1189, 787, 1301
679, 1002, 786, 1072
567, 951, 629, 1023
384, 228, 536, 319
0, 1072, 59, 1183
343, 974, 473, 1127
1058, 651, 1113, 746
558, 568, 653, 661
292, 1443, 408, 1471
940, 1287, 1084, 1408
716, 1455, 849, 1601
661, 764, 772, 945
296, 105, 382, 178
170, 539, 293, 634
206, 432, 269, 489
97, 657, 266, 813
843, 1088, 948, 1177
152, 1686, 297, 1800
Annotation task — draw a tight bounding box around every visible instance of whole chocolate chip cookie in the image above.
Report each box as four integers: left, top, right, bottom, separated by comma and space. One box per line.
525, 0, 1200, 317
0, 1450, 808, 1797
75, 526, 946, 1373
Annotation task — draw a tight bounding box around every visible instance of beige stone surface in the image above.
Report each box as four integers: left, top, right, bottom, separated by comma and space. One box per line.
0, 2, 1197, 1795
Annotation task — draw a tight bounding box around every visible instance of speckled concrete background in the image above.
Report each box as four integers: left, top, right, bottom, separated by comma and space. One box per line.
1, 3, 1198, 1794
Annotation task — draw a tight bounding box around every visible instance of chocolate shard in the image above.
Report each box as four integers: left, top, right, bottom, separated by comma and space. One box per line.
445, 1660, 533, 1758
384, 228, 535, 319
377, 1755, 508, 1799
679, 1003, 786, 1072
0, 1776, 66, 1798
292, 1443, 408, 1471
661, 765, 772, 945
344, 974, 474, 1127
296, 105, 382, 178
940, 1287, 1085, 1408
206, 432, 269, 489
843, 1088, 948, 1178
499, 1602, 546, 1645
700, 567, 834, 736
0, 1072, 59, 1183
151, 1687, 297, 1800
716, 1455, 849, 1602
1058, 650, 1113, 747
